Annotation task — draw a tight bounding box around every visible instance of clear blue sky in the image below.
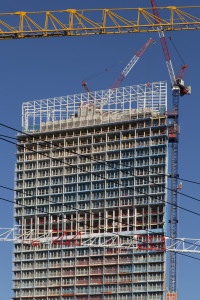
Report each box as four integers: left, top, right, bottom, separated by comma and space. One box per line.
0, 0, 200, 299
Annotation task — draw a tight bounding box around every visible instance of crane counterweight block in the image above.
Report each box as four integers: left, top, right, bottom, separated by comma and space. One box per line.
175, 78, 191, 96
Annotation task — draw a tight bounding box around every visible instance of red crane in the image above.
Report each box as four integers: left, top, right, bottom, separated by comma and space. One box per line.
150, 0, 190, 95
110, 38, 154, 89
81, 80, 95, 101
82, 37, 154, 95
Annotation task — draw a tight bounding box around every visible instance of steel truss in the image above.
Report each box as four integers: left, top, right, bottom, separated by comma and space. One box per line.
0, 7, 200, 39
170, 88, 180, 292
1, 228, 200, 254
22, 81, 167, 132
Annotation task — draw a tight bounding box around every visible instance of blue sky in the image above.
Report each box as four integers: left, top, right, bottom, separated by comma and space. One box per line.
0, 0, 200, 299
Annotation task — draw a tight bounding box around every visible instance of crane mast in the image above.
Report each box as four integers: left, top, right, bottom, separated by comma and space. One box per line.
150, 0, 191, 296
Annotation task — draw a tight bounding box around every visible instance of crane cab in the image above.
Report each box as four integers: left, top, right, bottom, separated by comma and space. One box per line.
176, 78, 191, 96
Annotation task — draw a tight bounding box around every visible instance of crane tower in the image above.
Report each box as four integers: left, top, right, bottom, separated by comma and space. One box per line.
150, 0, 191, 297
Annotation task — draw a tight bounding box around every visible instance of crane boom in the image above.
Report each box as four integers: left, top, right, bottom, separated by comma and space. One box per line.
82, 38, 154, 94
159, 31, 176, 86
151, 0, 191, 95
150, 0, 176, 86
1, 228, 200, 254
110, 38, 154, 89
81, 80, 95, 101
0, 7, 200, 40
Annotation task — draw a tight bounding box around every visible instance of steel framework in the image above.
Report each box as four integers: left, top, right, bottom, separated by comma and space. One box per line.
1, 228, 200, 254
0, 7, 200, 39
22, 81, 167, 132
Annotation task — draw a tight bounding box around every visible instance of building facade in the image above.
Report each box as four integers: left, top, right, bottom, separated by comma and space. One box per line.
13, 82, 168, 300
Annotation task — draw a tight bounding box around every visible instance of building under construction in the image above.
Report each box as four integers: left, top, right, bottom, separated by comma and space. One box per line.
13, 81, 168, 300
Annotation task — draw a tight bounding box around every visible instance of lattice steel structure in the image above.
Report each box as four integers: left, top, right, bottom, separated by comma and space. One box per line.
22, 81, 167, 132
13, 82, 168, 300
0, 7, 200, 40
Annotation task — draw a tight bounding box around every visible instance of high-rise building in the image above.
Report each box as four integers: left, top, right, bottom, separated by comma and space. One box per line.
13, 81, 168, 300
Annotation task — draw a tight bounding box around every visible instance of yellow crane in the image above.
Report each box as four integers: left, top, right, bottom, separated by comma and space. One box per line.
0, 6, 200, 39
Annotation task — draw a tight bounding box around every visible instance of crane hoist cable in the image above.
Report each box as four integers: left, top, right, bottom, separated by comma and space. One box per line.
168, 36, 188, 81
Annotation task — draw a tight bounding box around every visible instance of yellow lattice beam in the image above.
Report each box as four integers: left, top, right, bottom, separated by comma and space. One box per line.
0, 6, 200, 39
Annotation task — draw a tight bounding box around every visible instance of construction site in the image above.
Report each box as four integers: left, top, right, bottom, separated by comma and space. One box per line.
13, 82, 167, 300
0, 1, 200, 300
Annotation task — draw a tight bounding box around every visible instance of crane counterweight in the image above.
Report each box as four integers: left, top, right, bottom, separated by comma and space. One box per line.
175, 78, 191, 96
